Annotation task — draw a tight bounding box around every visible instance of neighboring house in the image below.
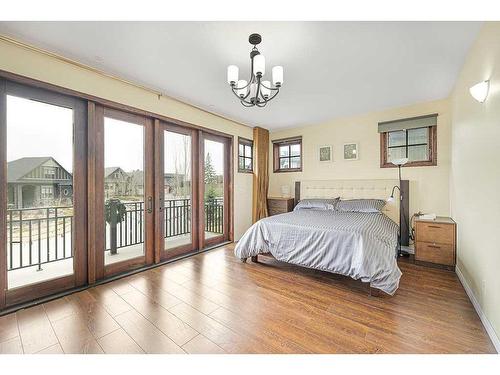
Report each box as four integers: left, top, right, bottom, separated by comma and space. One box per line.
104, 167, 130, 198
7, 157, 73, 209
128, 170, 144, 196
164, 173, 189, 197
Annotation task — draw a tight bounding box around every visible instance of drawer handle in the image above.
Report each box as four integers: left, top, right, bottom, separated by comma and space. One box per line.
428, 245, 441, 249
428, 225, 442, 229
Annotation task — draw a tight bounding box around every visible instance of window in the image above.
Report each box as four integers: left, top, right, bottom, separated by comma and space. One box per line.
379, 114, 437, 168
44, 167, 56, 179
238, 137, 253, 173
273, 137, 302, 172
41, 185, 54, 199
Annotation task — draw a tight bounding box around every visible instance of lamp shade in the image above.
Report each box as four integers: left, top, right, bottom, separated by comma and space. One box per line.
227, 65, 238, 85
236, 80, 248, 97
261, 80, 271, 98
391, 158, 409, 166
272, 66, 283, 86
469, 80, 489, 103
253, 55, 265, 76
249, 82, 258, 99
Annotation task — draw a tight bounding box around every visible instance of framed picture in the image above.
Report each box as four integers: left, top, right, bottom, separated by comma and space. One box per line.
343, 143, 358, 160
319, 145, 332, 162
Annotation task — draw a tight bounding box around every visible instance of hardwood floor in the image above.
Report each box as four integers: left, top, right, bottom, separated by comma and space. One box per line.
0, 244, 496, 354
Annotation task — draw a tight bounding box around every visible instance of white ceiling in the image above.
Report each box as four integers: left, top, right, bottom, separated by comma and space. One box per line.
0, 22, 482, 130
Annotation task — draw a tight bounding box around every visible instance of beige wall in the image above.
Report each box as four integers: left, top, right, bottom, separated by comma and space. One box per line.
269, 99, 452, 222
0, 38, 254, 240
450, 22, 500, 342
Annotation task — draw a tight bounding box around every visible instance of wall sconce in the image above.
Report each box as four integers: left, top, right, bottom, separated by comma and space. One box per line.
469, 80, 490, 103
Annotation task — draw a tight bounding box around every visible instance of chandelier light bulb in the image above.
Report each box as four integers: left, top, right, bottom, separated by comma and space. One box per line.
253, 55, 265, 76
236, 80, 248, 97
272, 66, 283, 86
250, 82, 258, 100
227, 65, 239, 85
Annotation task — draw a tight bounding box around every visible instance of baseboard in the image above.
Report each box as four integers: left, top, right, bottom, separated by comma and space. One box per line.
455, 265, 500, 353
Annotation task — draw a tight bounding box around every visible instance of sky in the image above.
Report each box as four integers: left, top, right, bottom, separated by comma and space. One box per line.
7, 95, 224, 176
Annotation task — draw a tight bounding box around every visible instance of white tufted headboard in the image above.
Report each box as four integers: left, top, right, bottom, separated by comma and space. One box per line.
297, 179, 400, 224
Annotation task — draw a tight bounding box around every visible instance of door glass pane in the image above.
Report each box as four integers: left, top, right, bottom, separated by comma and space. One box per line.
6, 95, 74, 288
104, 117, 144, 265
204, 139, 224, 240
164, 131, 192, 250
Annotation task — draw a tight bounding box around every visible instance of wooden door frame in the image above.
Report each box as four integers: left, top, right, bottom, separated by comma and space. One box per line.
0, 79, 88, 308
93, 105, 155, 279
155, 121, 200, 261
200, 132, 232, 248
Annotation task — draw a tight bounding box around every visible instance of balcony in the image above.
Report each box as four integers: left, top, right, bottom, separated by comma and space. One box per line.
6, 198, 223, 288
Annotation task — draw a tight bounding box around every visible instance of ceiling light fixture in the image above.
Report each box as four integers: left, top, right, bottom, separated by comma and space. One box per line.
469, 80, 490, 103
227, 33, 283, 108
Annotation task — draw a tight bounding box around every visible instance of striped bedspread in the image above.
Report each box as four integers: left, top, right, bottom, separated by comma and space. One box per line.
234, 210, 402, 295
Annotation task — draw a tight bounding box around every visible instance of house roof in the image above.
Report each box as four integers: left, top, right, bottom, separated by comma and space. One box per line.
104, 167, 128, 178
7, 157, 64, 183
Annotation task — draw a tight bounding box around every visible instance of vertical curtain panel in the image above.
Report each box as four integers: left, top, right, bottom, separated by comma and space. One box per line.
252, 127, 269, 223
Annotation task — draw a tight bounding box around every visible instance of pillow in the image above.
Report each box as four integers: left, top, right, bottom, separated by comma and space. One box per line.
294, 198, 339, 211
335, 199, 386, 213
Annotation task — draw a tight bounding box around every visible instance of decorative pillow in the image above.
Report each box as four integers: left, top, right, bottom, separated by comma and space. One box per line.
335, 199, 386, 213
294, 198, 339, 211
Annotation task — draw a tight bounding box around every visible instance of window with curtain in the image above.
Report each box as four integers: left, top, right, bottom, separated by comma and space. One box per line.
379, 114, 437, 167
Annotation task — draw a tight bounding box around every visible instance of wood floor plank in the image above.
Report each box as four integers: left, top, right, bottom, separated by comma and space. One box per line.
182, 334, 225, 354
36, 343, 64, 354
0, 336, 23, 354
51, 314, 104, 354
65, 291, 121, 339
43, 296, 80, 322
115, 310, 185, 354
97, 328, 144, 354
16, 305, 59, 354
0, 312, 20, 343
127, 274, 182, 309
87, 284, 133, 317
120, 290, 198, 346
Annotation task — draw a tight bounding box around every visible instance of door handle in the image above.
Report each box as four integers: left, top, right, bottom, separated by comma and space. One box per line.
147, 196, 153, 213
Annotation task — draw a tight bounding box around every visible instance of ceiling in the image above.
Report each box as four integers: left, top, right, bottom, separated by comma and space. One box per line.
0, 22, 482, 130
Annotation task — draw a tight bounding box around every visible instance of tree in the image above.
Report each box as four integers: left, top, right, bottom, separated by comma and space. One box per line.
204, 153, 218, 201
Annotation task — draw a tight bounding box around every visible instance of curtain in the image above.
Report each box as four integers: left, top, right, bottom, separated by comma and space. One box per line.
252, 126, 269, 223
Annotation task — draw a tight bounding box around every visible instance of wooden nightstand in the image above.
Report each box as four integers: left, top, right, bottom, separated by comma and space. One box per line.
415, 216, 456, 270
267, 197, 295, 216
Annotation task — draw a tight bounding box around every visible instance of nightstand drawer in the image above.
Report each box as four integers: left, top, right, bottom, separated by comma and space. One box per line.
267, 197, 294, 216
416, 222, 455, 245
415, 242, 455, 266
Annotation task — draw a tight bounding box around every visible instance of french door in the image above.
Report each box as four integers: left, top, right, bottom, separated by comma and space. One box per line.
155, 122, 232, 260
0, 80, 87, 308
200, 132, 231, 248
155, 121, 198, 261
92, 106, 155, 279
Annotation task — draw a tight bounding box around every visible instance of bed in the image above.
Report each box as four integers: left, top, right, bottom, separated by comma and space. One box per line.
234, 179, 403, 295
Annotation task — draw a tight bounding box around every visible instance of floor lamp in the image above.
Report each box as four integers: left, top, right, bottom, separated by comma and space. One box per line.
388, 158, 409, 257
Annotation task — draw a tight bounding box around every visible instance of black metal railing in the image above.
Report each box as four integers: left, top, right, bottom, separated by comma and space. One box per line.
6, 198, 224, 271
6, 206, 73, 271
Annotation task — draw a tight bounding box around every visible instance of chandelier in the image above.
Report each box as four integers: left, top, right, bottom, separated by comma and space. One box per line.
226, 33, 284, 108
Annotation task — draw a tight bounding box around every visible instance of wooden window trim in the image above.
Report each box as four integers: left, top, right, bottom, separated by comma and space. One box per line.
380, 126, 437, 168
273, 136, 303, 173
238, 136, 253, 174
